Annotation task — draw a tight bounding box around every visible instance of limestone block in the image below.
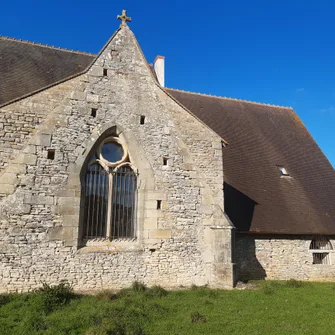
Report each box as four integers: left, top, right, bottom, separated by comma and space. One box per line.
70, 91, 86, 101
6, 164, 26, 174
181, 163, 195, 171
149, 229, 172, 239
197, 204, 214, 215
87, 94, 100, 103
14, 154, 37, 165
143, 217, 158, 229
20, 175, 35, 186
67, 163, 81, 174
63, 227, 74, 247
146, 191, 167, 201
47, 227, 73, 246
59, 197, 80, 207
47, 227, 63, 240
0, 184, 15, 195
144, 209, 163, 219
90, 66, 104, 77
30, 133, 52, 147
57, 189, 76, 197
67, 174, 80, 189
57, 203, 79, 216
145, 200, 160, 210
22, 145, 36, 154
212, 140, 222, 150
24, 195, 54, 205
0, 173, 18, 185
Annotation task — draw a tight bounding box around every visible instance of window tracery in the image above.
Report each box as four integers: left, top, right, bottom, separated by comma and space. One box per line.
82, 136, 137, 241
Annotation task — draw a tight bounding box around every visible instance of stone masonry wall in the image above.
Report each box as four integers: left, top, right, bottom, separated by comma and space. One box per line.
0, 26, 233, 293
236, 234, 335, 282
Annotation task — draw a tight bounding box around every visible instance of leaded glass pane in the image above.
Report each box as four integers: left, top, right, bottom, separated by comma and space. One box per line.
101, 141, 124, 163
111, 165, 137, 239
83, 164, 109, 239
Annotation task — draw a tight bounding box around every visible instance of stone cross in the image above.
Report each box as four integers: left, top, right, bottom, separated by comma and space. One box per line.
117, 10, 132, 27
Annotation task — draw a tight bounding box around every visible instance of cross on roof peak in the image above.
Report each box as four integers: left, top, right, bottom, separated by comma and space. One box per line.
117, 10, 132, 27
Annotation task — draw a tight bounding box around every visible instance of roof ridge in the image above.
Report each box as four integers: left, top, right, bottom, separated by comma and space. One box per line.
0, 35, 96, 56
166, 87, 293, 109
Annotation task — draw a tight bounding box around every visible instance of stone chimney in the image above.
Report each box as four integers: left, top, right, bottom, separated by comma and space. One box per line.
154, 56, 165, 87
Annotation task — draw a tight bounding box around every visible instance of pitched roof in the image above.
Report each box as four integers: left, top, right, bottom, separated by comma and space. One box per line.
0, 36, 95, 106
0, 36, 334, 235
166, 88, 335, 235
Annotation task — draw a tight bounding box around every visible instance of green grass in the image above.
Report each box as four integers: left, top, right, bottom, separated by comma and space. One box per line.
1, 280, 335, 334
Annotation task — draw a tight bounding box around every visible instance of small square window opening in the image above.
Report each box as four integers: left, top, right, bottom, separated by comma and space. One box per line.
156, 200, 162, 210
163, 157, 168, 166
47, 149, 55, 160
140, 115, 145, 125
103, 68, 108, 76
91, 108, 97, 118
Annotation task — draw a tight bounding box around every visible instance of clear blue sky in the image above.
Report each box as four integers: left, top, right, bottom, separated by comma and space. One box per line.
1, 0, 334, 168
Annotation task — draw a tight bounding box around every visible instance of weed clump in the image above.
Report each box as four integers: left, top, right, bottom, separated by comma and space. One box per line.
131, 281, 147, 293
285, 279, 304, 288
36, 280, 75, 313
145, 285, 168, 298
0, 294, 10, 306
191, 311, 207, 323
96, 290, 117, 301
261, 281, 280, 295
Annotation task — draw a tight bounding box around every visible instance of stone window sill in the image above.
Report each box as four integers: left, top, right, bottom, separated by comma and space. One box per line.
77, 239, 143, 254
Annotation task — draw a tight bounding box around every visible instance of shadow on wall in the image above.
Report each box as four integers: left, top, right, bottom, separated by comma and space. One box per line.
224, 182, 257, 232
234, 234, 267, 281
224, 182, 266, 281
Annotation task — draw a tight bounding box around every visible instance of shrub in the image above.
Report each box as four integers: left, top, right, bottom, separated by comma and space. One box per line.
0, 294, 10, 306
131, 281, 147, 293
285, 279, 304, 288
145, 285, 168, 298
261, 282, 279, 295
37, 280, 75, 313
96, 290, 117, 301
191, 312, 207, 323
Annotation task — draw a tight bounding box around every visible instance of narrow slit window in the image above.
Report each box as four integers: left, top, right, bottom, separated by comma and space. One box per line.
157, 200, 162, 210
140, 115, 145, 125
47, 149, 55, 160
163, 157, 168, 166
91, 108, 97, 118
103, 68, 108, 76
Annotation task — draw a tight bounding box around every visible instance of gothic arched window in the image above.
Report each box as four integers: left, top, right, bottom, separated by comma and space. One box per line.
82, 136, 137, 241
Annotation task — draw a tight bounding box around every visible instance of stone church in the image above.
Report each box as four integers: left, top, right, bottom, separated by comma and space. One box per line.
0, 11, 335, 292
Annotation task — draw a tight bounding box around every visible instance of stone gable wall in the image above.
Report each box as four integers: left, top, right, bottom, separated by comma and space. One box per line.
236, 234, 335, 281
0, 80, 77, 173
0, 26, 233, 293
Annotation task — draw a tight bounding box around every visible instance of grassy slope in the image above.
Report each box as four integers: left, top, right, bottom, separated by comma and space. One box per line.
1, 281, 335, 335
